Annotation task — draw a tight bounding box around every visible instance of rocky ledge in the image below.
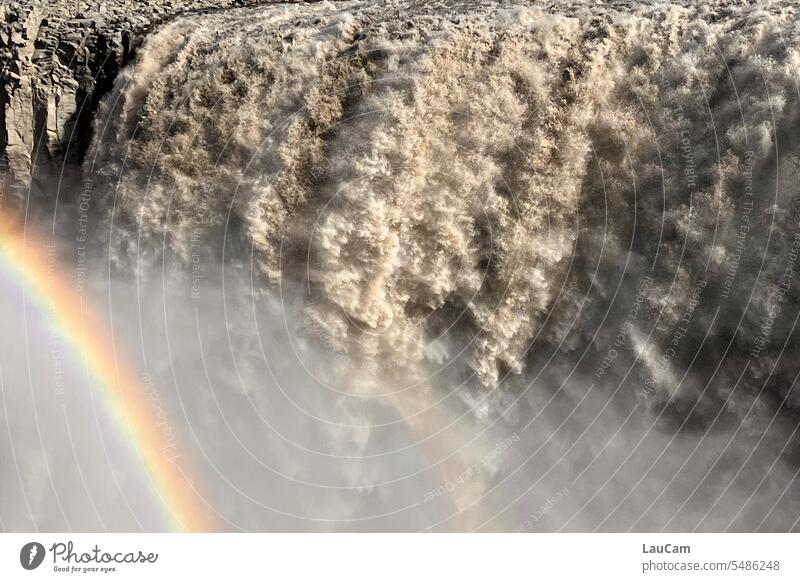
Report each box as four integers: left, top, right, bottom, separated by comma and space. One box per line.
0, 0, 288, 196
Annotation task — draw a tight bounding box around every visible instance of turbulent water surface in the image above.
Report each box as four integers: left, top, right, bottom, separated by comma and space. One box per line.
2, 0, 800, 531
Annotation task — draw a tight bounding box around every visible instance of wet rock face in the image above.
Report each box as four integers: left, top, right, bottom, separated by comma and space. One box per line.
0, 0, 285, 194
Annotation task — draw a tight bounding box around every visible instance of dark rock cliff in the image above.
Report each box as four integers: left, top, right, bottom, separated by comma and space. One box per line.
0, 0, 287, 198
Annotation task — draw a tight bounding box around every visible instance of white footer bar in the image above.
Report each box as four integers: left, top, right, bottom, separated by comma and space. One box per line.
1, 534, 796, 581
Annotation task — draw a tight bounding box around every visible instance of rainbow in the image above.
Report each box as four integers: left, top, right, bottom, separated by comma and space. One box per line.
0, 213, 212, 532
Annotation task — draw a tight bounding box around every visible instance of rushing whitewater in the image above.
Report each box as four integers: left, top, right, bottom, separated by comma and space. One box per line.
87, 0, 800, 385
5, 0, 795, 531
